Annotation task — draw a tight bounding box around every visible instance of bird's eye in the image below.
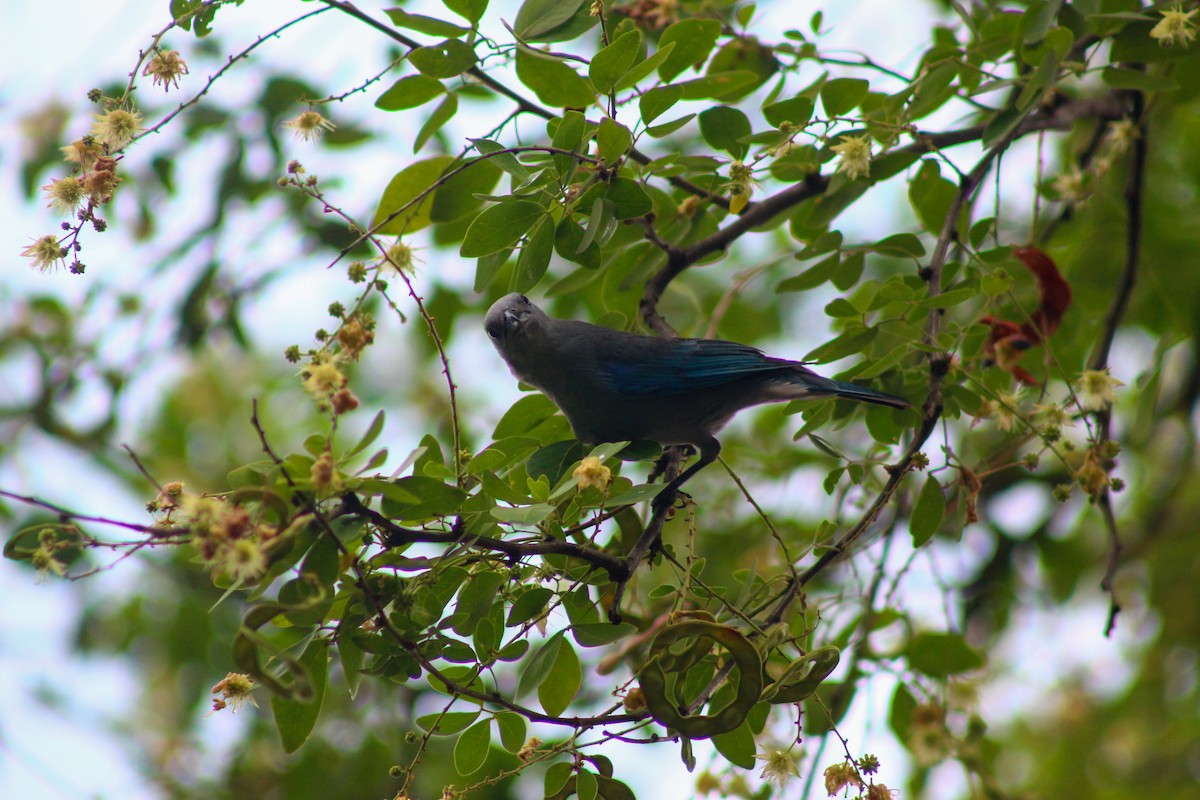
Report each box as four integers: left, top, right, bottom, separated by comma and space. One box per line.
487, 329, 499, 339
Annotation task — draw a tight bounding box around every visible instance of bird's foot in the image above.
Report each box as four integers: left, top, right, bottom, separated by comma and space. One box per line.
650, 486, 691, 518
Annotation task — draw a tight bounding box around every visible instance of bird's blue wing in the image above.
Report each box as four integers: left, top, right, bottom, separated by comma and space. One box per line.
601, 339, 796, 396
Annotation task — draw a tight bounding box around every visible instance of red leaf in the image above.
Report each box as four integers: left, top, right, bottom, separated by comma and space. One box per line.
1012, 246, 1071, 343
979, 247, 1071, 385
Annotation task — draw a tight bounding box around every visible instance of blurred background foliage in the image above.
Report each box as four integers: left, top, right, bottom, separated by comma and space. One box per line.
3, 0, 1200, 798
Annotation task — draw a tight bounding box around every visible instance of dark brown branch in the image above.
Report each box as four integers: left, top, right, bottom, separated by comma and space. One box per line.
604, 488, 675, 622
638, 92, 1129, 331
337, 493, 630, 579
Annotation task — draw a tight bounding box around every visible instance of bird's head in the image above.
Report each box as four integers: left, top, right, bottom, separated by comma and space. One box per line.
484, 293, 544, 349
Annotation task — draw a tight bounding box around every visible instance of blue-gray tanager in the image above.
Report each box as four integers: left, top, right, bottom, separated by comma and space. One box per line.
485, 293, 908, 503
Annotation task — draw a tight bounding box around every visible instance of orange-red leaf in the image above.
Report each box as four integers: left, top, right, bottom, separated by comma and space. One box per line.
979, 247, 1071, 385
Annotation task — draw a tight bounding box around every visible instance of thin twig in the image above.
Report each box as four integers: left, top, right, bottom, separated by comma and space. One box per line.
1090, 93, 1144, 637
0, 489, 182, 537
134, 8, 332, 143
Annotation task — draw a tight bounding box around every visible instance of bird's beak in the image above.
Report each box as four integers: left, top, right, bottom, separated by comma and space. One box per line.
503, 308, 524, 333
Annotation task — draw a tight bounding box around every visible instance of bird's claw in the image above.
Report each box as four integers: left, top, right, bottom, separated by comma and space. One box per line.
651, 487, 691, 518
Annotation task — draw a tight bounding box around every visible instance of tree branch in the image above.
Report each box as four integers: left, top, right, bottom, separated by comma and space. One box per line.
337, 493, 630, 580
638, 92, 1129, 331
1090, 92, 1145, 637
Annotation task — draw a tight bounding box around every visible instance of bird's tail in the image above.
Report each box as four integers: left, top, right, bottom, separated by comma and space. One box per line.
824, 379, 909, 409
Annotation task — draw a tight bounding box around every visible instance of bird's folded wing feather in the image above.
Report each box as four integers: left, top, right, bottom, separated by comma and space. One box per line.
600, 339, 801, 396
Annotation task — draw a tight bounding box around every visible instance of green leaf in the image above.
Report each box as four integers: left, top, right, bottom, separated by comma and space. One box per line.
639, 84, 683, 124
820, 77, 870, 117
496, 712, 527, 752
981, 107, 1024, 150
907, 62, 958, 120
981, 267, 1012, 296
577, 769, 598, 800
516, 49, 595, 108
471, 137, 531, 179
711, 720, 756, 769
1019, 0, 1060, 44
706, 37, 778, 99
658, 18, 722, 81
832, 251, 865, 291
824, 298, 858, 318
606, 177, 652, 220
518, 632, 564, 697
646, 113, 696, 138
578, 197, 614, 252
916, 286, 975, 308
514, 0, 589, 41
677, 71, 758, 101
384, 7, 470, 36
271, 639, 330, 754
853, 343, 910, 380
545, 762, 574, 797
507, 586, 554, 626
801, 180, 870, 231
909, 474, 944, 547
908, 159, 956, 236
452, 569, 507, 636
596, 775, 638, 800
596, 117, 633, 164
443, 0, 487, 24
777, 252, 840, 293
415, 710, 480, 735
698, 106, 751, 159
590, 30, 642, 94
461, 199, 547, 257
551, 110, 587, 179
1100, 66, 1178, 92
371, 156, 455, 235
763, 95, 814, 128
868, 233, 926, 257
347, 410, 386, 458
513, 216, 555, 293
1014, 49, 1057, 111
375, 74, 445, 111
414, 92, 458, 151
491, 503, 556, 524
409, 39, 477, 78
383, 476, 468, 520
431, 158, 502, 222
803, 327, 877, 363
604, 482, 663, 505
906, 631, 984, 677
538, 637, 582, 716
494, 393, 559, 438
454, 719, 492, 775
613, 42, 675, 91
474, 259, 510, 303
888, 682, 918, 741
572, 622, 636, 647
554, 218, 601, 267
871, 149, 922, 181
